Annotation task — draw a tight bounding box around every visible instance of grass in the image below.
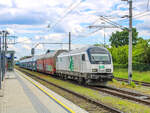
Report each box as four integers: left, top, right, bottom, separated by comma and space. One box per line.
114, 68, 150, 83
16, 67, 150, 113
108, 79, 150, 96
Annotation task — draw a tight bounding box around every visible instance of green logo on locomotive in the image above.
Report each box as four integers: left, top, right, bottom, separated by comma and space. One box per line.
69, 56, 74, 71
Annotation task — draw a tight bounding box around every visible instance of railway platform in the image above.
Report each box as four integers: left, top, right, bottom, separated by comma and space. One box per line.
0, 70, 88, 113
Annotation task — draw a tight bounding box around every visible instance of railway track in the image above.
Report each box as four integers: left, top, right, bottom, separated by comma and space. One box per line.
92, 86, 150, 106
16, 68, 122, 113
115, 77, 150, 87
16, 67, 150, 112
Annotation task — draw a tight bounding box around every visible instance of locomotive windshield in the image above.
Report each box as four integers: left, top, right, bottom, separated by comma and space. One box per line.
87, 47, 111, 64
91, 54, 110, 62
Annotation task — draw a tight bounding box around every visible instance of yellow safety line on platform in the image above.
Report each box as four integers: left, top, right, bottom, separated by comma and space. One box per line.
16, 70, 75, 113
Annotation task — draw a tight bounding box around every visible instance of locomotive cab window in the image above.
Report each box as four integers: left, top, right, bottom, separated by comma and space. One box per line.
82, 54, 85, 61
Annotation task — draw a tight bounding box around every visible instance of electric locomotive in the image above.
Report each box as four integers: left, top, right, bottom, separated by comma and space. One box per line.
56, 46, 114, 85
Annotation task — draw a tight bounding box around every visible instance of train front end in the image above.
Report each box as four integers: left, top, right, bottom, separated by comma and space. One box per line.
86, 47, 114, 85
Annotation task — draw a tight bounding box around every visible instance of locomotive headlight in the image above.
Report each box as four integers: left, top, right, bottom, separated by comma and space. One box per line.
92, 69, 98, 72
106, 69, 111, 72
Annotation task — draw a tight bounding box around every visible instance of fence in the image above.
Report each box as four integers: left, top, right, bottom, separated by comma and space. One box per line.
114, 63, 150, 72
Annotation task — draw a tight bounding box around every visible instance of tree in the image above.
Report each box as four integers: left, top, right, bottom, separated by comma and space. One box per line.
108, 45, 128, 64
133, 38, 150, 64
108, 38, 150, 65
109, 28, 139, 47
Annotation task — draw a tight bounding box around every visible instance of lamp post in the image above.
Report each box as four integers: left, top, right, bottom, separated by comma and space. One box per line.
0, 31, 2, 89
1, 30, 9, 81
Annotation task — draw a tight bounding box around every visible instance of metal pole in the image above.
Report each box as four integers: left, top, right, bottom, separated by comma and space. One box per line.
4, 32, 8, 74
69, 32, 71, 51
32, 56, 33, 71
128, 0, 132, 84
31, 48, 34, 71
2, 31, 5, 81
104, 26, 106, 47
0, 35, 1, 89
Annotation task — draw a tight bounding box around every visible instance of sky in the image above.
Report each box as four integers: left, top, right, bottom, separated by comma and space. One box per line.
0, 0, 149, 59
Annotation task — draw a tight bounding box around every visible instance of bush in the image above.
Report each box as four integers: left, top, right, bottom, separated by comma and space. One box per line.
112, 79, 118, 83
122, 82, 126, 86
130, 81, 136, 88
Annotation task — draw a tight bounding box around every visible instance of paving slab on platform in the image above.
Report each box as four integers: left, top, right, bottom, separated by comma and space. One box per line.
0, 70, 88, 113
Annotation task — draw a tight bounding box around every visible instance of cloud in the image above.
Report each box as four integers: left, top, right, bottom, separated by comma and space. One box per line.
22, 44, 31, 50
43, 33, 66, 42
8, 44, 16, 50
0, 0, 12, 7
36, 44, 43, 49
17, 37, 31, 44
0, 0, 149, 59
62, 44, 90, 50
0, 9, 48, 25
35, 36, 40, 39
6, 28, 14, 34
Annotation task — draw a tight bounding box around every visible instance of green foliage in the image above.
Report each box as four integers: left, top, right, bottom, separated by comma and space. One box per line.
138, 82, 142, 88
129, 81, 136, 88
133, 38, 150, 64
108, 45, 128, 64
109, 28, 138, 47
122, 82, 125, 86
108, 38, 150, 71
114, 68, 150, 83
112, 79, 118, 83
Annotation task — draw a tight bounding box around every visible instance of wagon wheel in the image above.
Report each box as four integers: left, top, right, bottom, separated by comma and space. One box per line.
78, 77, 85, 85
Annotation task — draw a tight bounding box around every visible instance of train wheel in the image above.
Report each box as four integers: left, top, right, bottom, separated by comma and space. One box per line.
64, 75, 68, 80
85, 79, 91, 86
78, 77, 85, 85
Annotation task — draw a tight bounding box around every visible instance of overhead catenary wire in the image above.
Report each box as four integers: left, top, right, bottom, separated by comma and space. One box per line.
70, 16, 103, 37
48, 0, 85, 32
75, 15, 124, 38
119, 0, 150, 23
120, 10, 150, 21
120, 11, 150, 23
76, 14, 127, 37
100, 16, 123, 28
47, 2, 76, 29
133, 11, 150, 18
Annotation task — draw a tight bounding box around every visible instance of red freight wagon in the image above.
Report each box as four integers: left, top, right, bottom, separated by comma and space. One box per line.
44, 56, 55, 74
37, 54, 45, 72
37, 50, 67, 75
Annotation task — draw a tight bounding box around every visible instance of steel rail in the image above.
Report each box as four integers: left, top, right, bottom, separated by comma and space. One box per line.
115, 77, 150, 87
91, 87, 150, 106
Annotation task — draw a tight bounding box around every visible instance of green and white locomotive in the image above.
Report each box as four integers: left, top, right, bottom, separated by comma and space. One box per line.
56, 46, 114, 85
